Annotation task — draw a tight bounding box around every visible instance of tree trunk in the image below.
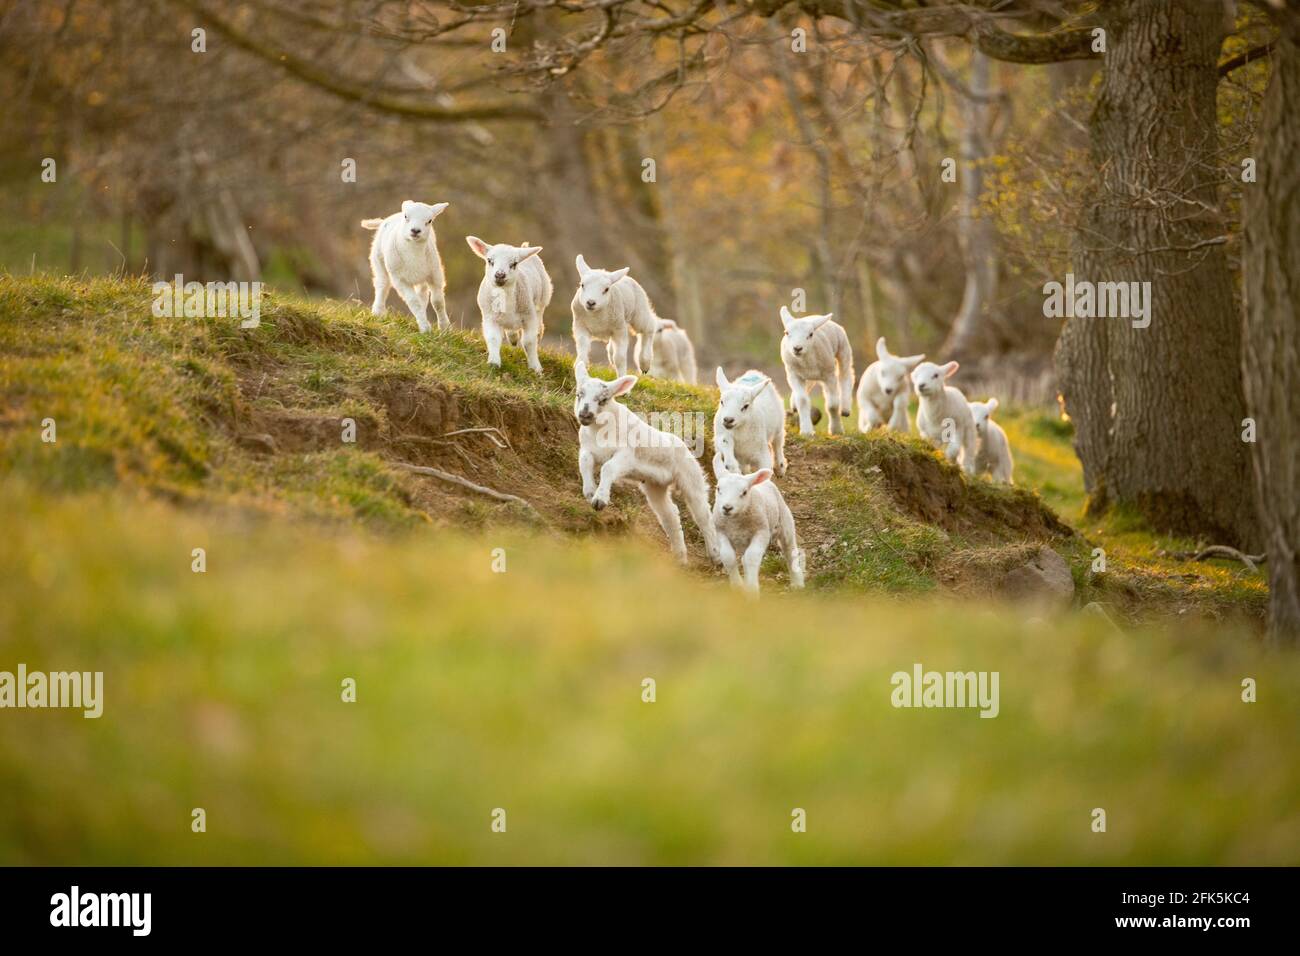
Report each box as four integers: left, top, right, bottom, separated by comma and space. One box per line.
943, 49, 998, 357
1055, 0, 1258, 548
1243, 8, 1300, 640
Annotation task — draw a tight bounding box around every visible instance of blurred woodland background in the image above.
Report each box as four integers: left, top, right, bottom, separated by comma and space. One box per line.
0, 0, 1295, 637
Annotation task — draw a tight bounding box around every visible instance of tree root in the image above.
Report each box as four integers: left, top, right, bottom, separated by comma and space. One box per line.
393, 461, 541, 519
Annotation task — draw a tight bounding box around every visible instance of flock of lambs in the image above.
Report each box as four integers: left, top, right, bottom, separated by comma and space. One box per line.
364, 200, 1015, 594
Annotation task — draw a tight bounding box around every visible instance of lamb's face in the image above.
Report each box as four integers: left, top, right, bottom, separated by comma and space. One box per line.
466, 237, 542, 288
576, 266, 629, 312
781, 311, 831, 357
912, 361, 955, 398
877, 359, 911, 398
483, 245, 529, 288
573, 368, 635, 426
717, 377, 769, 431
401, 201, 447, 242
970, 401, 997, 437
714, 469, 771, 518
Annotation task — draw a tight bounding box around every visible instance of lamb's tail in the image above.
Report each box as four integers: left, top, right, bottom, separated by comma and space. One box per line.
360, 218, 385, 230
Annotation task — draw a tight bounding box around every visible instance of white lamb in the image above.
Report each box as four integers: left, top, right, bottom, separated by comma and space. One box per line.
571, 255, 659, 377
466, 237, 553, 374
712, 468, 805, 595
712, 367, 787, 479
969, 398, 1015, 484
911, 360, 978, 475
362, 200, 451, 332
857, 337, 925, 433
778, 306, 856, 436
649, 318, 697, 384
573, 360, 719, 565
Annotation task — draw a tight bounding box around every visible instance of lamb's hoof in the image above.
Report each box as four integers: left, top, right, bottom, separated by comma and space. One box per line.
592, 498, 607, 512
841, 410, 851, 417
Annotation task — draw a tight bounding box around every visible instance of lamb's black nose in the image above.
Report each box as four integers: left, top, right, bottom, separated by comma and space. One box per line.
792, 346, 803, 355
585, 300, 596, 310
722, 505, 734, 515
723, 417, 735, 428
884, 387, 893, 396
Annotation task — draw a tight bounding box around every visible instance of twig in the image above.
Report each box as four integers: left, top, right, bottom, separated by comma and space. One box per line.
1167, 545, 1267, 573
393, 461, 540, 517
443, 426, 511, 449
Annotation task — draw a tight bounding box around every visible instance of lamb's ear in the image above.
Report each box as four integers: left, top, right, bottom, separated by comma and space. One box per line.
429, 202, 449, 219
811, 313, 833, 331
750, 468, 773, 487
987, 397, 999, 413
902, 353, 926, 370
466, 236, 489, 259
574, 360, 588, 383
779, 305, 794, 328
610, 375, 638, 397
715, 366, 730, 389
876, 337, 891, 362
609, 267, 631, 284
401, 200, 414, 215
942, 360, 960, 379
518, 245, 543, 262
748, 376, 773, 401
575, 254, 590, 277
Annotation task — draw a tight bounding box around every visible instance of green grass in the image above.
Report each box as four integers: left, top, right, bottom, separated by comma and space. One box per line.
0, 484, 1296, 865
0, 274, 1287, 865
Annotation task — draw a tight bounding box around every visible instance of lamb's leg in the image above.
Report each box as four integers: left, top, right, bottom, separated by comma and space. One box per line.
889, 394, 911, 432
592, 452, 632, 511
394, 279, 431, 333
824, 383, 844, 435
430, 287, 451, 330
719, 535, 741, 588
635, 327, 655, 376
788, 376, 815, 436
740, 531, 770, 595
579, 447, 597, 502
858, 401, 877, 433
370, 259, 390, 316
778, 504, 804, 589
573, 323, 593, 368
772, 421, 788, 478
642, 483, 688, 564
482, 318, 505, 368
521, 308, 543, 374
960, 429, 979, 475
679, 475, 720, 563
610, 327, 630, 377
713, 432, 737, 477
837, 349, 856, 416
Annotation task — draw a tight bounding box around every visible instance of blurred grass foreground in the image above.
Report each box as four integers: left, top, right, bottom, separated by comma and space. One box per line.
1, 485, 1298, 865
